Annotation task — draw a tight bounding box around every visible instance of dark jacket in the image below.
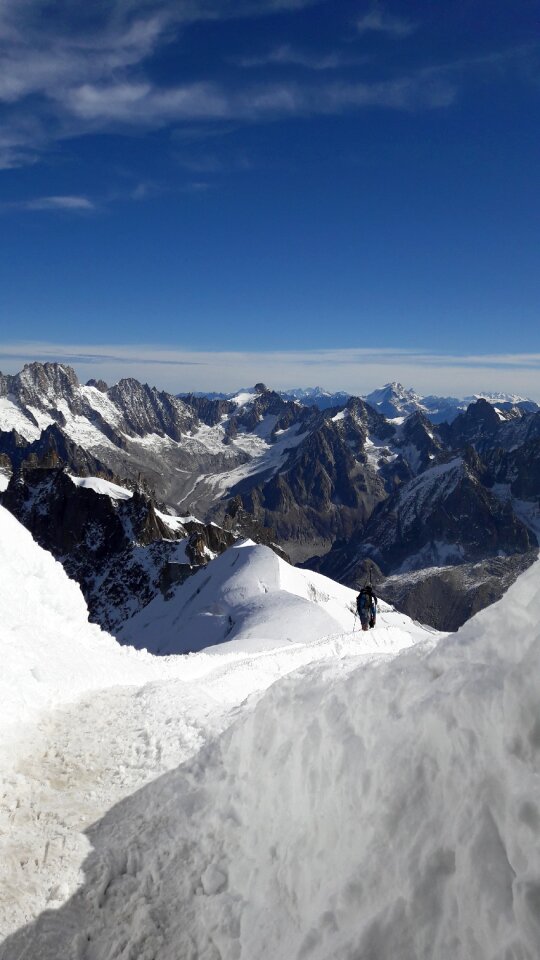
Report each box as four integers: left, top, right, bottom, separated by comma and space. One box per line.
357, 588, 377, 621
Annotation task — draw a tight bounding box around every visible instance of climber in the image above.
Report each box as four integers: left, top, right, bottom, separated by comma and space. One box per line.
356, 584, 377, 631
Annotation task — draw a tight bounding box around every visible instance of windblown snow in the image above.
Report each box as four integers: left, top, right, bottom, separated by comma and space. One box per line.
2, 505, 540, 958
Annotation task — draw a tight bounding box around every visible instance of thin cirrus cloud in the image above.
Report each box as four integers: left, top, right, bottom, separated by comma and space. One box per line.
356, 8, 417, 38
20, 195, 95, 212
0, 0, 322, 165
1, 343, 540, 399
233, 44, 367, 71
64, 74, 457, 126
0, 0, 535, 174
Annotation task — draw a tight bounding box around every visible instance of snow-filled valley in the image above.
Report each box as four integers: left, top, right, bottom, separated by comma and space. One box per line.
2, 502, 540, 958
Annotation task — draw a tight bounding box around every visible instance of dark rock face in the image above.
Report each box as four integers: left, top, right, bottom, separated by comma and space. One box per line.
180, 395, 236, 426
0, 424, 115, 478
377, 552, 538, 631
226, 411, 389, 561
217, 398, 441, 562
397, 412, 444, 473
0, 362, 81, 414
107, 378, 195, 440
488, 438, 540, 501
316, 457, 536, 582
2, 468, 235, 634
86, 378, 108, 393
448, 398, 510, 449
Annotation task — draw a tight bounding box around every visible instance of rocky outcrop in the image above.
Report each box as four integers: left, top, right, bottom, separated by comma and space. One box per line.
0, 362, 81, 414
377, 552, 538, 631
181, 395, 235, 426
107, 378, 195, 440
448, 398, 514, 449
485, 438, 540, 501
323, 457, 535, 580
2, 468, 235, 634
227, 414, 389, 562
0, 424, 115, 478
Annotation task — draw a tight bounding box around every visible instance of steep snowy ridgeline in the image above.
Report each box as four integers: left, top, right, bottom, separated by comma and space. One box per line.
0, 506, 436, 939
79, 383, 124, 426
0, 471, 9, 492
67, 474, 133, 500
4, 557, 540, 957
0, 506, 161, 737
118, 540, 426, 655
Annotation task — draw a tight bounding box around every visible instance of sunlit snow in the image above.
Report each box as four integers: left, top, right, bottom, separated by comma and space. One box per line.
2, 505, 540, 959
67, 475, 133, 500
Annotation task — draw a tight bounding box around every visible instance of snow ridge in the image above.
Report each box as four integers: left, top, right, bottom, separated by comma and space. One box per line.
2, 522, 540, 957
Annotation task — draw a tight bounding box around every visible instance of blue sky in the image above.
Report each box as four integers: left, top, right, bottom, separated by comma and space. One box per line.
0, 0, 539, 396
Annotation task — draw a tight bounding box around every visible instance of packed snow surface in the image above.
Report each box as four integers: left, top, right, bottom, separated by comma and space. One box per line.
2, 506, 540, 958
0, 506, 427, 944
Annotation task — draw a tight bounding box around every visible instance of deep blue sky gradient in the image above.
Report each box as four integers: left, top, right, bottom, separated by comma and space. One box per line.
0, 0, 538, 383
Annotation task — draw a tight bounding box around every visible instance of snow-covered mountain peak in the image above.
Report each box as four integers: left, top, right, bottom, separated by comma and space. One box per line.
466, 391, 530, 404
117, 537, 428, 656
364, 381, 425, 418
230, 388, 262, 407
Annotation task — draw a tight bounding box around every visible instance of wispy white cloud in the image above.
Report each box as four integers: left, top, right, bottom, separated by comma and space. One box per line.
356, 8, 416, 38
234, 44, 367, 71
0, 0, 535, 171
0, 0, 323, 166
1, 342, 540, 400
62, 73, 456, 126
18, 195, 96, 212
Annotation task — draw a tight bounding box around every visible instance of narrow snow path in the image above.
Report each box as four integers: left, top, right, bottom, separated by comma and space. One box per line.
0, 618, 427, 939
0, 506, 438, 951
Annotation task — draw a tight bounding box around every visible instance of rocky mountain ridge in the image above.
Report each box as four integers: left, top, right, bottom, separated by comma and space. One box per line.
189, 381, 539, 423
2, 466, 237, 634
2, 361, 540, 630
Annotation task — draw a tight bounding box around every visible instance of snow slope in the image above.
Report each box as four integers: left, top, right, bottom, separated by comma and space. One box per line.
0, 506, 157, 738
0, 506, 431, 939
118, 539, 424, 655
4, 505, 540, 958
4, 557, 539, 959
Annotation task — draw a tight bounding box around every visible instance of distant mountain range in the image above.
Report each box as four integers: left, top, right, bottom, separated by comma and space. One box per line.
184, 382, 539, 422
1, 362, 539, 632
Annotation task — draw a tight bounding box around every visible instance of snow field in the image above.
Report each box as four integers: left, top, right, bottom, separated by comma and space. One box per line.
0, 396, 43, 441
4, 502, 540, 958
0, 505, 428, 944
7, 561, 540, 960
